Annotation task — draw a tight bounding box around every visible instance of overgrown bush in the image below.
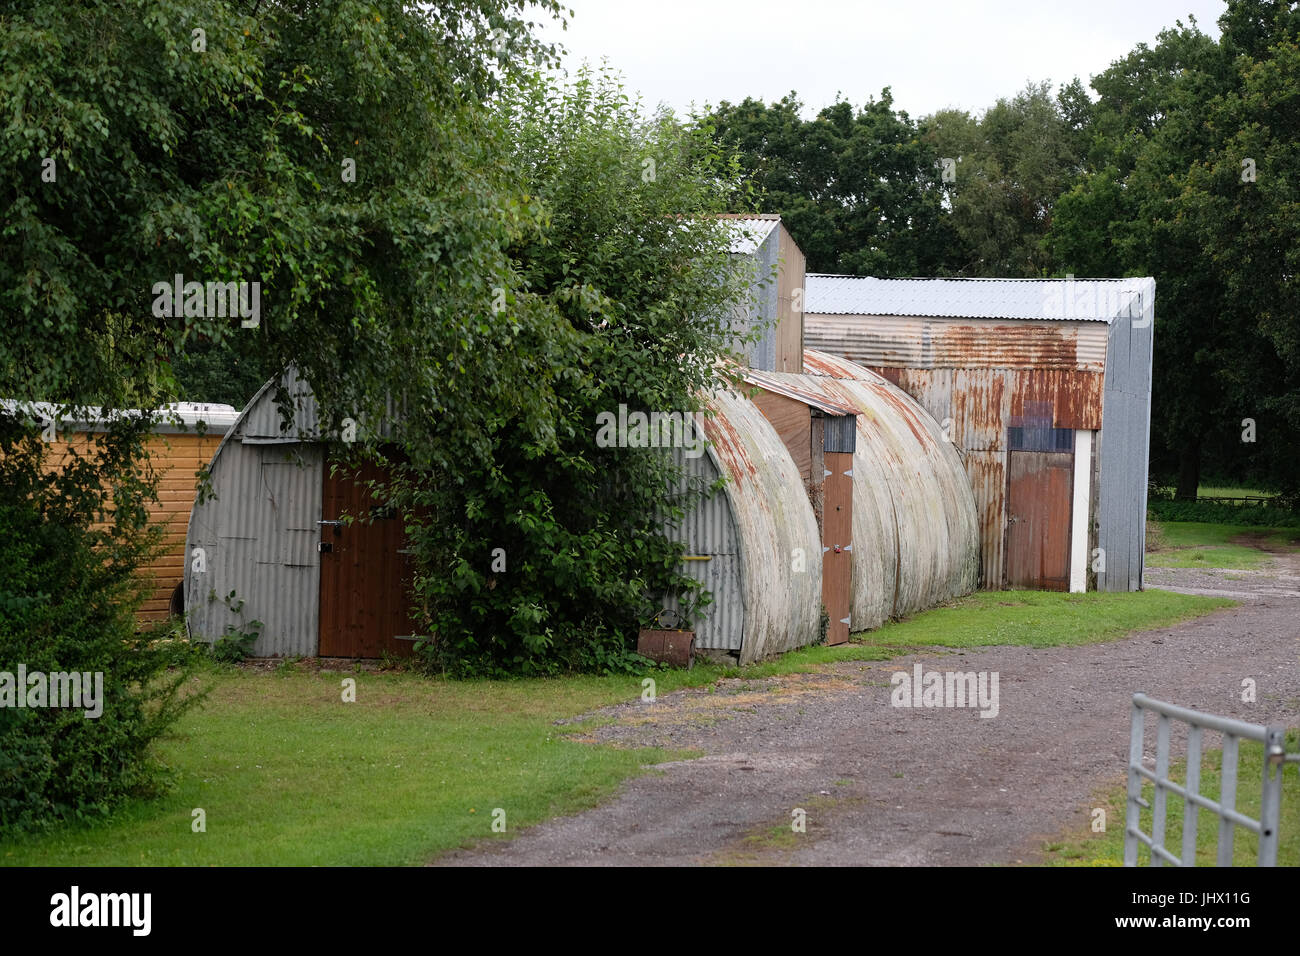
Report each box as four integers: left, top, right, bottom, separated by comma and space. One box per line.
0, 413, 201, 837
393, 68, 756, 677
1147, 497, 1300, 527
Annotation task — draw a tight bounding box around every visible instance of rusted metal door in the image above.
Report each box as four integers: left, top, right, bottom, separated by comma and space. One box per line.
318, 458, 416, 658
822, 450, 854, 645
1005, 450, 1073, 590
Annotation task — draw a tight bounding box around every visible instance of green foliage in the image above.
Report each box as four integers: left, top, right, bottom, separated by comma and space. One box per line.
400, 67, 753, 677
0, 413, 201, 837
1147, 498, 1300, 527
921, 81, 1086, 276
706, 91, 956, 275
1046, 4, 1300, 498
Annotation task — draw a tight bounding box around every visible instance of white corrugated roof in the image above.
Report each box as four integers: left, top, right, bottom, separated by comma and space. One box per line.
805, 274, 1155, 323
0, 399, 240, 433
721, 215, 780, 255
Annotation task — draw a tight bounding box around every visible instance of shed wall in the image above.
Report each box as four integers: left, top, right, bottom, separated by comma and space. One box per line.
1096, 303, 1155, 592
795, 352, 979, 628
186, 371, 326, 656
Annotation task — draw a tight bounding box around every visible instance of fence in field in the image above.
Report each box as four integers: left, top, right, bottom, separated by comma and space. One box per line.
1125, 693, 1298, 866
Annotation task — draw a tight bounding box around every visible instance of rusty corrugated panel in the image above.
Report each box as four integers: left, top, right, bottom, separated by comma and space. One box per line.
796, 352, 980, 628
963, 449, 1009, 590
1006, 450, 1074, 591
1010, 368, 1104, 430
950, 369, 1008, 453
806, 314, 1107, 371
703, 386, 822, 663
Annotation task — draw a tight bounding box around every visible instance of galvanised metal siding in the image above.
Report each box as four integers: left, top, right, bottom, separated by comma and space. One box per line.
703, 386, 822, 663
242, 365, 322, 440
822, 414, 857, 454
656, 445, 744, 651
805, 274, 1151, 321
186, 374, 325, 656
1097, 289, 1155, 592
804, 314, 1108, 371
799, 351, 980, 627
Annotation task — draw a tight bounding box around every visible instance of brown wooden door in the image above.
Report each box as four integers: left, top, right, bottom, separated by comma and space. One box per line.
318, 458, 416, 658
822, 451, 854, 645
1005, 450, 1073, 591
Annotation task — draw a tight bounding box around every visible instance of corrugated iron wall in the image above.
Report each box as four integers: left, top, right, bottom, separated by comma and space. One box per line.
806, 315, 1108, 371
786, 353, 980, 630
703, 386, 822, 663
805, 317, 1111, 591
186, 372, 325, 656
1096, 306, 1155, 591
656, 445, 745, 651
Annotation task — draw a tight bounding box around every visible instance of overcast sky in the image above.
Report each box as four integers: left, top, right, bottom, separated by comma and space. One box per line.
535, 0, 1227, 119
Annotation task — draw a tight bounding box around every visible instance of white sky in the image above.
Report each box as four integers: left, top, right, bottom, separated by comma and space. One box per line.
535, 0, 1227, 119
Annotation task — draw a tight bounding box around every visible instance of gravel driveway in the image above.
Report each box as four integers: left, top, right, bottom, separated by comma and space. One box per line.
435, 558, 1300, 866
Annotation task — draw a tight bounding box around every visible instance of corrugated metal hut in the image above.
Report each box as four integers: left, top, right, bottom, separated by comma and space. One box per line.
721, 214, 807, 374
805, 275, 1155, 593
742, 353, 980, 634
186, 368, 824, 663
184, 367, 419, 658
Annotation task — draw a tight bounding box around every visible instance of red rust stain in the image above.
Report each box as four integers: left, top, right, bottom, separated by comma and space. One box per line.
933, 324, 1079, 369
1009, 369, 1103, 430
703, 401, 757, 492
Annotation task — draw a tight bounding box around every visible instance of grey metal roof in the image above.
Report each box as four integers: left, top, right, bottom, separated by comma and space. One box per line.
721, 215, 780, 255
805, 274, 1156, 323
0, 399, 240, 434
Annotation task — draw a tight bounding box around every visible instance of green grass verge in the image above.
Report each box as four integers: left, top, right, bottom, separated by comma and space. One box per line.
1, 587, 1234, 866
851, 588, 1234, 650
1147, 521, 1300, 570
1045, 732, 1300, 866
0, 664, 718, 866
1197, 485, 1276, 499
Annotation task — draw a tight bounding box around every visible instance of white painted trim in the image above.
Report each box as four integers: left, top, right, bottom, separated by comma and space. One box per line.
1070, 430, 1093, 593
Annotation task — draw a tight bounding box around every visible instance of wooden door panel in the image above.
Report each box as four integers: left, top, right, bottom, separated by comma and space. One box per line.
1006, 450, 1073, 591
319, 458, 416, 658
822, 451, 854, 645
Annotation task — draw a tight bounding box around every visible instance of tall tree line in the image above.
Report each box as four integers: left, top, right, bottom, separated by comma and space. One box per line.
705, 0, 1300, 499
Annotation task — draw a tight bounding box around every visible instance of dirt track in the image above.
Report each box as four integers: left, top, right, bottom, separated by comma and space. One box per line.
434, 559, 1300, 866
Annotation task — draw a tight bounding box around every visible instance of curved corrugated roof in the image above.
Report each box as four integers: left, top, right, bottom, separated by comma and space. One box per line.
800, 349, 980, 629
806, 274, 1155, 323
701, 385, 823, 663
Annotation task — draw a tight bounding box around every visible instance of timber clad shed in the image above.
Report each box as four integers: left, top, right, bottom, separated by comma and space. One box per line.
805, 275, 1155, 593
4, 400, 239, 621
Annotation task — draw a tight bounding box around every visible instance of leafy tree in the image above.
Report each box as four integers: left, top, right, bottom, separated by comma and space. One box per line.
0, 0, 572, 824
921, 81, 1087, 276
706, 91, 956, 275
393, 67, 754, 676
1047, 3, 1300, 498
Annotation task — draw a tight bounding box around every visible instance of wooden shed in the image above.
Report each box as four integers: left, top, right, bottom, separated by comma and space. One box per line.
8, 401, 240, 621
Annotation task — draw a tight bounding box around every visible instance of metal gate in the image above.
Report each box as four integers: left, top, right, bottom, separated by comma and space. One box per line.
1125, 693, 1297, 866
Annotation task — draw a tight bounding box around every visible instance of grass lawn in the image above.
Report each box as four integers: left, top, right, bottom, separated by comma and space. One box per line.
1197, 485, 1276, 500
1045, 732, 1300, 866
1, 589, 1233, 866
850, 588, 1234, 650
1147, 521, 1300, 570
